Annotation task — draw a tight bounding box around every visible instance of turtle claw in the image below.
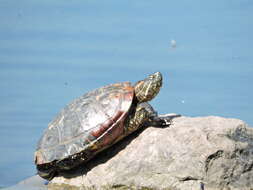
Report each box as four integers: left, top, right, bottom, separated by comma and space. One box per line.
147, 113, 180, 128
161, 118, 172, 127
158, 113, 181, 127
156, 118, 171, 127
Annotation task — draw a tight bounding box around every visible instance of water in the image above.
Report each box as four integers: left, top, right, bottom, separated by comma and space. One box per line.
0, 0, 252, 187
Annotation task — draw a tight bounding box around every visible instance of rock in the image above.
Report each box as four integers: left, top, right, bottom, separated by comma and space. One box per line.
49, 116, 253, 190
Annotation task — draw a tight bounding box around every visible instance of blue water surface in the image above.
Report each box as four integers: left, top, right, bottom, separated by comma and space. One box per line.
0, 0, 252, 187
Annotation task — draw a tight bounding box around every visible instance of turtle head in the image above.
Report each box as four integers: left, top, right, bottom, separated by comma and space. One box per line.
134, 72, 162, 103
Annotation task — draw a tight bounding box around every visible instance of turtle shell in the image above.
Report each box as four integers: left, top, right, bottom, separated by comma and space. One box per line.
35, 82, 134, 168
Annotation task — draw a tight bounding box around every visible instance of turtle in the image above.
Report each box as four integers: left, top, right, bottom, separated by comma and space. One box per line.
34, 72, 179, 180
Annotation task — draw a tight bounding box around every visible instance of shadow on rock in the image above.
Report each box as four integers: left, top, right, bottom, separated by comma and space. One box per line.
57, 125, 150, 179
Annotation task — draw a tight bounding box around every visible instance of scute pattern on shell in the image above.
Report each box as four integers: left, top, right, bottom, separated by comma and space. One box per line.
35, 82, 134, 165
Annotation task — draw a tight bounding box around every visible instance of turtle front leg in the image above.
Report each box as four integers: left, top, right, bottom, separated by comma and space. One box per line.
124, 103, 151, 134
125, 103, 181, 134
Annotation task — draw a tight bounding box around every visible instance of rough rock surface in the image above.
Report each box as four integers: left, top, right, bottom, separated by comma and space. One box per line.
49, 116, 253, 190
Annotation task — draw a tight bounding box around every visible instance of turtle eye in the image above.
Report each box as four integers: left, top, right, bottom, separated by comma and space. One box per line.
149, 75, 154, 80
